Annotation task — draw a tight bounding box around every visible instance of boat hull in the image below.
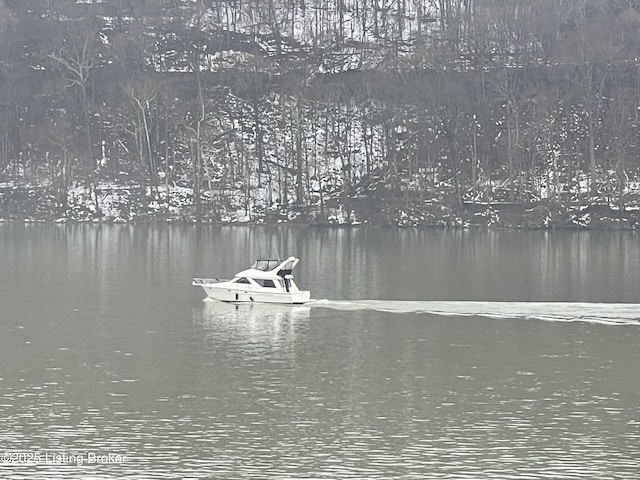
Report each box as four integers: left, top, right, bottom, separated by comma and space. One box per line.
199, 284, 311, 304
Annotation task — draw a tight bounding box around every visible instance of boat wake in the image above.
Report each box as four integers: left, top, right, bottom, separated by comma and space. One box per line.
309, 300, 640, 326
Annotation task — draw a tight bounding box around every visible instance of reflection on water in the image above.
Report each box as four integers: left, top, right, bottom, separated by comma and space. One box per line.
198, 298, 311, 323
1, 225, 640, 479
192, 300, 310, 357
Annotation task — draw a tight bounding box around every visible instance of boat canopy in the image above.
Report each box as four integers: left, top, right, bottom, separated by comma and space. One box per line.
251, 259, 281, 271
251, 257, 299, 273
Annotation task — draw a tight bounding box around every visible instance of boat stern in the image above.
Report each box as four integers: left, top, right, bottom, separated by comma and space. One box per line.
291, 290, 311, 304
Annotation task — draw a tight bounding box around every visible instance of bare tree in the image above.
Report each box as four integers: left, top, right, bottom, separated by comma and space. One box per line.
125, 78, 158, 198
47, 19, 102, 214
554, 1, 624, 197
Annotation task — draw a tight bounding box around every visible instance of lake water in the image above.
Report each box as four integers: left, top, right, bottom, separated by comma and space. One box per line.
1, 224, 639, 479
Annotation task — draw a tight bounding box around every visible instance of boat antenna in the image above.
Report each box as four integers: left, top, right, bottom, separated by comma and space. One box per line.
273, 244, 281, 261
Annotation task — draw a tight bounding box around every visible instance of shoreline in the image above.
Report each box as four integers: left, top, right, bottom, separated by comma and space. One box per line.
1, 211, 637, 231
2, 189, 639, 230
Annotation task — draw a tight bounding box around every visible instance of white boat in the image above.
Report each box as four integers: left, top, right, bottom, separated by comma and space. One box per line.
193, 256, 311, 304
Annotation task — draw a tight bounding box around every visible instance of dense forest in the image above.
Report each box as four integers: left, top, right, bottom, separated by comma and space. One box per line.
1, 0, 640, 227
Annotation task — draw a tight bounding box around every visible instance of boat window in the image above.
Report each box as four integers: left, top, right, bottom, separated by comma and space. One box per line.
254, 279, 277, 288
234, 277, 250, 284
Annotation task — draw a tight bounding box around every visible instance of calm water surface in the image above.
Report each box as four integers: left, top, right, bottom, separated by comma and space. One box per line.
0, 225, 639, 479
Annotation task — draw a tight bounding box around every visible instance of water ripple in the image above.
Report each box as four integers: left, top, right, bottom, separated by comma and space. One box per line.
1, 304, 639, 479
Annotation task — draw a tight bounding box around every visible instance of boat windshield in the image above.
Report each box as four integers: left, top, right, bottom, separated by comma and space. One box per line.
279, 259, 296, 271
251, 259, 280, 271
